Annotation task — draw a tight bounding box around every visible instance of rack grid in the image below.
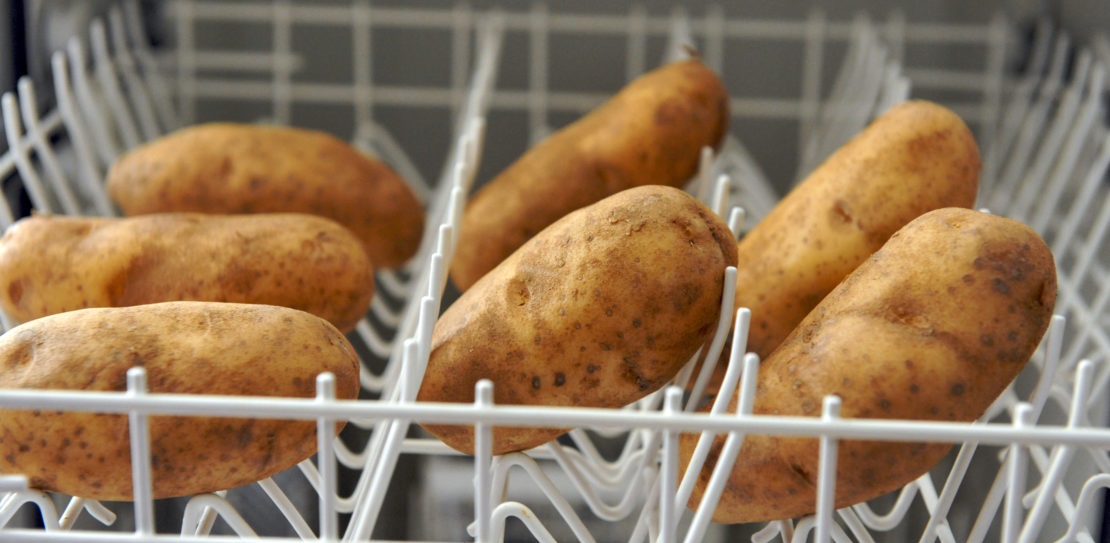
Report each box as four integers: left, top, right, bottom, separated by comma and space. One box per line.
0, 1, 1108, 542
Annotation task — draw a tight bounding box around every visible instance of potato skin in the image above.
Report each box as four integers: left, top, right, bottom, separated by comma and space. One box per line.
683, 207, 1057, 523
105, 123, 424, 268
0, 213, 375, 332
450, 58, 730, 291
731, 100, 980, 364
420, 185, 737, 455
0, 301, 361, 501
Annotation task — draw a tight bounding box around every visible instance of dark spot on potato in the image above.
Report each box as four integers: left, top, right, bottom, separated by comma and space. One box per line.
962, 274, 975, 284
878, 399, 892, 412
800, 398, 817, 414
554, 372, 566, 387
7, 279, 22, 305
508, 278, 530, 307
673, 282, 704, 312
909, 384, 920, 394
950, 383, 966, 396
653, 98, 685, 126
532, 376, 541, 390
992, 278, 1011, 294
600, 342, 613, 351
830, 199, 853, 225
237, 424, 253, 448
788, 462, 814, 486
980, 334, 995, 346
587, 364, 599, 374
632, 318, 641, 328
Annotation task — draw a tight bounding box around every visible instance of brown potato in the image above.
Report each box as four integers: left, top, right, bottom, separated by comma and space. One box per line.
682, 207, 1057, 523
450, 58, 730, 291
105, 122, 425, 268
0, 212, 374, 332
726, 100, 980, 370
419, 185, 737, 455
0, 301, 361, 501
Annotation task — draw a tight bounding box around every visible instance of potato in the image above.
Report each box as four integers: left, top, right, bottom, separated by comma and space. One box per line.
681, 207, 1057, 523
726, 100, 980, 369
0, 212, 374, 332
419, 185, 737, 455
105, 122, 425, 268
0, 301, 361, 501
449, 58, 730, 291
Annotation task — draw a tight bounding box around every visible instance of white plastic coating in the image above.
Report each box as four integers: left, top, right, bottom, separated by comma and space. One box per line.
1030, 63, 1105, 235
49, 51, 115, 216
681, 353, 760, 543
1003, 403, 1036, 542
90, 18, 142, 151
180, 493, 257, 538
675, 311, 751, 518
474, 380, 494, 543
1020, 359, 1096, 543
16, 79, 82, 215
658, 387, 683, 543
66, 39, 121, 169
481, 453, 598, 543
1008, 50, 1091, 221
979, 17, 1054, 194
0, 490, 60, 532
121, 0, 179, 131
683, 266, 737, 412
815, 396, 843, 543
315, 373, 339, 541
107, 6, 161, 141
125, 367, 155, 536
254, 480, 315, 539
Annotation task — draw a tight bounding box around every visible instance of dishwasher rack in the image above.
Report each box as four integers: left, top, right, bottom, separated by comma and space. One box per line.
1, 1, 1109, 542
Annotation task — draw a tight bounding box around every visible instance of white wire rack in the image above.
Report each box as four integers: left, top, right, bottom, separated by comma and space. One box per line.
0, 1, 1108, 542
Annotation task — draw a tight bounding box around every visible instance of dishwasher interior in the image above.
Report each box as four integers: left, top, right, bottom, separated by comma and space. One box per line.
1, 1, 1109, 541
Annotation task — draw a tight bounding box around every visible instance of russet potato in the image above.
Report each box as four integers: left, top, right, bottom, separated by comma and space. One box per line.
450, 58, 731, 291
105, 122, 424, 268
420, 185, 737, 455
0, 212, 375, 332
0, 301, 361, 501
723, 100, 981, 375
682, 207, 1057, 523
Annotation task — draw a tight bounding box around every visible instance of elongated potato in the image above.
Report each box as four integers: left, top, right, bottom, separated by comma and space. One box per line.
726, 100, 980, 368
420, 185, 737, 455
682, 208, 1056, 523
0, 213, 374, 332
450, 58, 730, 291
106, 122, 424, 268
0, 301, 361, 501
